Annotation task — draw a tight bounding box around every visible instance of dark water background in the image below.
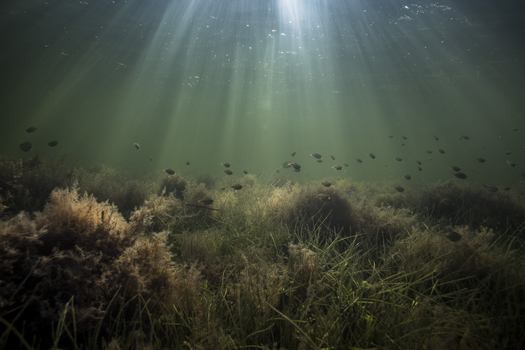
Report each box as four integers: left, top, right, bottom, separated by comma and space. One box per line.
1, 0, 524, 186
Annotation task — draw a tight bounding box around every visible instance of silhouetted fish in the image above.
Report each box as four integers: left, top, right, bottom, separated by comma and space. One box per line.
417, 166, 422, 171
483, 184, 498, 192
332, 165, 343, 170
438, 149, 445, 154
133, 143, 140, 150
402, 136, 407, 140
311, 153, 322, 159
426, 150, 433, 154
512, 127, 518, 131
400, 143, 405, 146
368, 153, 376, 159
282, 162, 291, 168
450, 166, 461, 172
320, 181, 331, 187
243, 170, 248, 174
393, 186, 405, 192
317, 193, 330, 201
446, 231, 462, 242
48, 141, 58, 147
475, 157, 486, 163
403, 175, 411, 180
505, 151, 512, 156
416, 160, 421, 165
356, 158, 363, 163
500, 186, 511, 191
291, 151, 296, 157
224, 170, 233, 175
289, 162, 301, 170
222, 163, 231, 168
26, 126, 37, 133
230, 184, 242, 190
316, 159, 323, 163
164, 168, 175, 175
344, 164, 348, 167
453, 172, 467, 179
434, 136, 439, 141
388, 135, 393, 138
331, 155, 335, 160
186, 161, 190, 165
394, 157, 402, 162
19, 142, 32, 152
507, 161, 517, 167
458, 135, 470, 140
199, 197, 214, 205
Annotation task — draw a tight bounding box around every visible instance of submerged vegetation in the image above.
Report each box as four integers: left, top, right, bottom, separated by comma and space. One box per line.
1, 156, 525, 349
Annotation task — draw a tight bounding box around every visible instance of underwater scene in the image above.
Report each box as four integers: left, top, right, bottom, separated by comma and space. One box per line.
1, 0, 525, 348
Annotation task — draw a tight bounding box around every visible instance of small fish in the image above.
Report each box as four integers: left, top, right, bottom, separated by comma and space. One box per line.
512, 127, 518, 131
186, 161, 190, 165
344, 164, 348, 167
393, 186, 405, 192
356, 158, 363, 163
388, 135, 393, 138
19, 142, 32, 152
483, 184, 498, 192
500, 186, 511, 191
26, 126, 37, 133
230, 184, 243, 190
400, 143, 405, 146
438, 217, 451, 226
434, 136, 439, 141
222, 163, 231, 168
403, 175, 411, 180
368, 153, 376, 159
394, 157, 402, 162
417, 166, 422, 171
504, 151, 512, 156
291, 151, 296, 157
507, 161, 517, 167
426, 150, 433, 154
48, 141, 58, 147
459, 135, 470, 140
311, 153, 322, 159
331, 155, 335, 160
199, 197, 214, 205
450, 166, 461, 172
316, 159, 323, 163
446, 231, 462, 242
164, 168, 175, 175
416, 160, 422, 165
438, 149, 445, 154
276, 169, 280, 174
453, 172, 467, 179
402, 136, 407, 140
288, 162, 301, 170
317, 193, 330, 201
282, 162, 291, 168
293, 168, 301, 172
519, 171, 525, 178
224, 170, 233, 175
332, 165, 343, 170
149, 157, 153, 161
243, 170, 248, 174
320, 181, 331, 187
475, 157, 486, 163
133, 143, 140, 150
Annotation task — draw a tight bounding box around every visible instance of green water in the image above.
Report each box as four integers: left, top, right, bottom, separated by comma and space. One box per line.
1, 0, 524, 186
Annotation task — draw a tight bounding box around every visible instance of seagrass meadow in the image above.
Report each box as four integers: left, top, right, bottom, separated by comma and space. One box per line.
2, 0, 525, 348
